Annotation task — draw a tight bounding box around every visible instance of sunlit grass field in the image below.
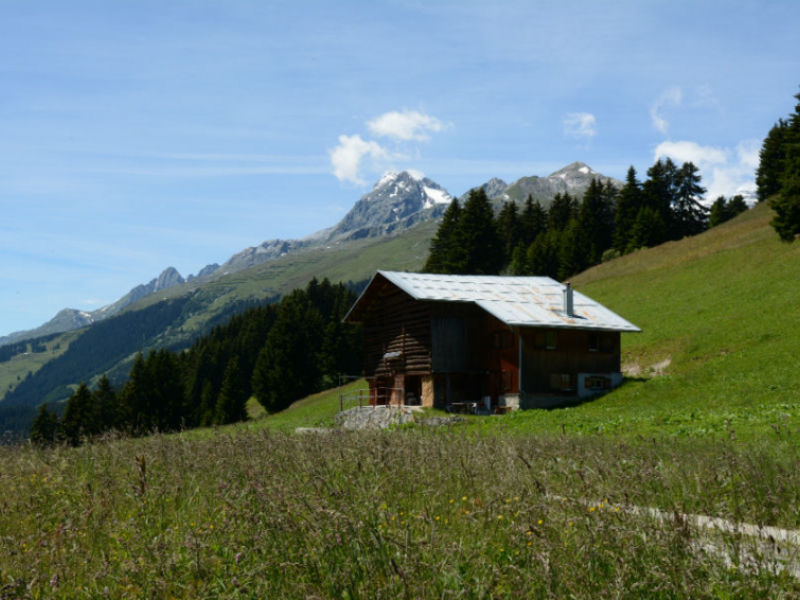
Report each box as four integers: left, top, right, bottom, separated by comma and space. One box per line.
2, 430, 798, 598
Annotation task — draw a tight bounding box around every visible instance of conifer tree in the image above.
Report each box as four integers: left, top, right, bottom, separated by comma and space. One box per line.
558, 218, 588, 280
769, 91, 800, 241
458, 188, 504, 274
756, 118, 789, 202
62, 382, 95, 445
423, 199, 465, 273
252, 292, 323, 412
497, 200, 521, 263
30, 404, 61, 446
519, 194, 547, 246
708, 196, 729, 228
672, 161, 709, 237
93, 375, 118, 432
613, 166, 643, 253
214, 357, 248, 424
578, 178, 614, 264
547, 193, 578, 232
526, 230, 561, 279
627, 207, 667, 251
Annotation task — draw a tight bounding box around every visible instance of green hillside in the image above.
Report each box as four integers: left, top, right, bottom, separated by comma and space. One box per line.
469, 201, 800, 439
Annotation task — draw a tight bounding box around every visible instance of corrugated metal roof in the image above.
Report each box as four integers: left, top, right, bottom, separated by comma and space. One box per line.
373, 271, 641, 332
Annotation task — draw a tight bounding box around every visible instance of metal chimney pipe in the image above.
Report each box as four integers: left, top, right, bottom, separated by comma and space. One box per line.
563, 282, 574, 316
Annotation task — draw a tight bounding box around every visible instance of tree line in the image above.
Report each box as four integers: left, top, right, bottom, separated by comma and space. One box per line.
424, 158, 746, 280
31, 278, 362, 445
757, 89, 800, 241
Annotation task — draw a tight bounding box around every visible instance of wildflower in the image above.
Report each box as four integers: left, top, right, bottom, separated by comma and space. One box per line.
537, 519, 543, 525
589, 506, 595, 513
462, 496, 467, 502
435, 516, 440, 521
497, 515, 503, 520
449, 499, 454, 504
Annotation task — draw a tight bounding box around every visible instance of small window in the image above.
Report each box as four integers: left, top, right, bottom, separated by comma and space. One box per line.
545, 331, 557, 350
588, 333, 599, 352
491, 330, 513, 349
534, 331, 557, 350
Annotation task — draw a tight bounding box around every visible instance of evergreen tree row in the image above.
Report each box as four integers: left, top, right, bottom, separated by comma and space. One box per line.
31, 278, 362, 445
756, 89, 800, 241
423, 158, 739, 281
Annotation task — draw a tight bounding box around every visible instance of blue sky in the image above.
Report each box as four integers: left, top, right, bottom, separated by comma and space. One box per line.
2, 0, 799, 336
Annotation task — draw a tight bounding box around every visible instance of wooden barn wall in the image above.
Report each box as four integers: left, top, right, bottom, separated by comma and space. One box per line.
361, 283, 432, 379
520, 329, 620, 393
430, 303, 486, 373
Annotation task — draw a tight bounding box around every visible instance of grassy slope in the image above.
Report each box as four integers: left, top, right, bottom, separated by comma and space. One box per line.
484, 202, 800, 439
0, 330, 81, 402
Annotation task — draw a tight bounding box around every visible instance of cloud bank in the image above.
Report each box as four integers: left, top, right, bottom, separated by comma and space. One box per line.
330, 109, 446, 185
367, 110, 444, 141
329, 134, 389, 186
654, 139, 760, 201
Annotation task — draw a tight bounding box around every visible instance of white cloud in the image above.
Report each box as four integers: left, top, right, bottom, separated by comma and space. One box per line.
329, 134, 389, 185
654, 139, 761, 202
650, 87, 682, 134
330, 109, 448, 185
737, 139, 761, 170
367, 110, 445, 141
654, 140, 727, 166
562, 112, 597, 141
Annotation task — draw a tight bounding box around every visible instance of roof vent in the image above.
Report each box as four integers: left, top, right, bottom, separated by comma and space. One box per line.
563, 282, 574, 317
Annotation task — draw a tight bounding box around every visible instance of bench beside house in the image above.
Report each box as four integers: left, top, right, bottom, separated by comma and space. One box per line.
344, 271, 641, 411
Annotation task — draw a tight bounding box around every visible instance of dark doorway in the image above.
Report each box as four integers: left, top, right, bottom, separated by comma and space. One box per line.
404, 375, 422, 405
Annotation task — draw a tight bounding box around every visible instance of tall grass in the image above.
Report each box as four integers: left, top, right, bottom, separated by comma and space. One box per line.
2, 429, 797, 598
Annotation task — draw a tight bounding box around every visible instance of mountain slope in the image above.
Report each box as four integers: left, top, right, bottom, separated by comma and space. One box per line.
0, 218, 439, 429
3, 163, 618, 347
0, 267, 190, 347
503, 161, 622, 206
216, 170, 453, 275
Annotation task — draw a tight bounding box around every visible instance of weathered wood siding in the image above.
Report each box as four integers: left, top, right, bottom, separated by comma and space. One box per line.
520, 328, 620, 393
360, 280, 432, 378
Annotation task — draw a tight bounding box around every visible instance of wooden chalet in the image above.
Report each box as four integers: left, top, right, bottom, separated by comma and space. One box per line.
344, 271, 641, 411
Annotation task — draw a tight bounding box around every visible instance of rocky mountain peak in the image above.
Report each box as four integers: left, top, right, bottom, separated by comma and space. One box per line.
327, 171, 453, 241
154, 267, 185, 292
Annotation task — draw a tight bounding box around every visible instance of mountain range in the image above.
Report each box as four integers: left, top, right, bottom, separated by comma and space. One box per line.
1, 161, 618, 348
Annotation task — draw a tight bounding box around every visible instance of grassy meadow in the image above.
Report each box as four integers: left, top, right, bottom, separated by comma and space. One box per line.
2, 430, 798, 598
3, 203, 800, 597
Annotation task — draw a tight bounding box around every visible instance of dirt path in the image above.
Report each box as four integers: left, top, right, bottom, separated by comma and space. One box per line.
551, 495, 800, 578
